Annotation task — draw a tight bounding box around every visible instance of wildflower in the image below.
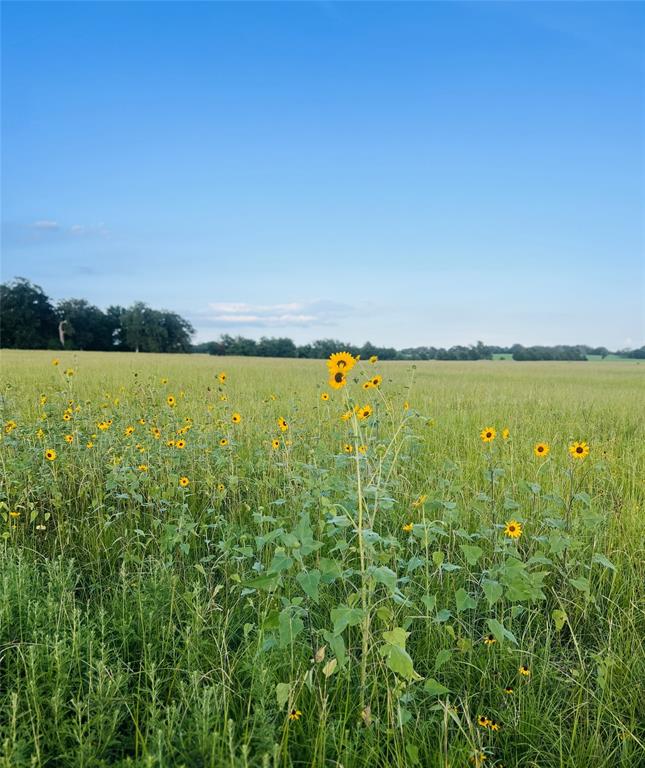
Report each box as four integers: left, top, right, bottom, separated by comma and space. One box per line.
402, 522, 414, 533
358, 444, 367, 454
502, 427, 510, 440
138, 418, 146, 425
40, 395, 47, 405
277, 417, 288, 432
469, 751, 487, 766
64, 434, 74, 444
569, 441, 589, 460
63, 412, 71, 421
341, 410, 353, 421
369, 355, 378, 364
327, 351, 357, 374
329, 371, 347, 390
412, 494, 427, 508
343, 444, 354, 454
271, 439, 280, 450
219, 437, 229, 447
403, 401, 409, 411
64, 368, 74, 377
484, 633, 497, 646
534, 442, 549, 457
151, 427, 161, 439
138, 464, 148, 472
371, 375, 382, 388
166, 439, 176, 447
45, 448, 57, 461
504, 520, 522, 539
220, 394, 228, 401
218, 372, 227, 384
320, 392, 329, 401
36, 428, 44, 439
4, 420, 17, 433
160, 377, 168, 384
231, 412, 241, 424
167, 395, 176, 407
179, 476, 190, 488
362, 380, 373, 390
519, 665, 531, 677
504, 686, 514, 695
489, 720, 501, 732
288, 708, 302, 721
176, 439, 186, 449
480, 427, 496, 443
52, 358, 60, 366
124, 426, 135, 436
217, 482, 225, 492
477, 715, 491, 729
9, 511, 20, 518
86, 441, 94, 449
357, 404, 373, 420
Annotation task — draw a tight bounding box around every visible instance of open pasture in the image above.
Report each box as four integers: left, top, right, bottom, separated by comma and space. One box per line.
1, 351, 644, 767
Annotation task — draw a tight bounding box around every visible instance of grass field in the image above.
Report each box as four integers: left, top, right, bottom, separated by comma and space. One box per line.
1, 351, 644, 767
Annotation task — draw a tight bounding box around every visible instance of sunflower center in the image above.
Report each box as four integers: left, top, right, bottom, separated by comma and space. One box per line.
334, 372, 343, 382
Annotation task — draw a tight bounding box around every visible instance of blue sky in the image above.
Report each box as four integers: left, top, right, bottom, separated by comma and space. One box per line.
2, 1, 643, 348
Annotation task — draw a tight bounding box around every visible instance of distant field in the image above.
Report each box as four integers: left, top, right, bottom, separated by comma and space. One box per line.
492, 353, 640, 363
1, 351, 644, 767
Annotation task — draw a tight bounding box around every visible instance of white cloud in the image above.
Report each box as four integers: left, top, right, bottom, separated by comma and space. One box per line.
201, 300, 355, 328
32, 220, 59, 230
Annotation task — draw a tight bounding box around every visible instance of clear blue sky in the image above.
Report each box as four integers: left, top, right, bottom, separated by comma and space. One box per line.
2, 1, 643, 348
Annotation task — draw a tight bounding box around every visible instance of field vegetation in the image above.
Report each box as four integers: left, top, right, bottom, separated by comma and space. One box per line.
1, 351, 644, 767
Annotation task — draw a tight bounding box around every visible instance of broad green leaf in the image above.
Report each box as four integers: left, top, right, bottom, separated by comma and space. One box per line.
552, 609, 568, 631
487, 618, 518, 645
278, 610, 304, 649
569, 576, 590, 594
331, 605, 364, 636
434, 649, 452, 672
424, 677, 450, 696
296, 569, 321, 603
382, 627, 409, 648
243, 573, 280, 591
371, 566, 398, 592
482, 579, 504, 607
592, 554, 616, 572
460, 544, 483, 565
382, 644, 421, 681
455, 588, 477, 612
275, 683, 290, 709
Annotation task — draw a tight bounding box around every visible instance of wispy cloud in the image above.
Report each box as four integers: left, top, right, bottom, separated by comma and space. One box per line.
200, 300, 355, 329
32, 219, 60, 230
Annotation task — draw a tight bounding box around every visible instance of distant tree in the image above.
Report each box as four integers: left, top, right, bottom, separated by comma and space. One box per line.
57, 298, 116, 350
0, 277, 58, 348
256, 336, 297, 357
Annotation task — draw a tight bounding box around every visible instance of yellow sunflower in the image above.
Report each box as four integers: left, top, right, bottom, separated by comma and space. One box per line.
277, 417, 288, 432
329, 371, 347, 390
45, 448, 57, 461
327, 351, 357, 374
343, 443, 354, 454
288, 708, 302, 722
362, 380, 373, 390
219, 437, 229, 447
502, 427, 510, 440
271, 438, 280, 450
369, 355, 378, 364
179, 476, 190, 488
320, 392, 329, 401
218, 372, 227, 384
231, 412, 241, 424
167, 395, 176, 407
504, 520, 522, 539
480, 427, 496, 443
569, 441, 589, 460
357, 404, 373, 420
64, 434, 74, 444
402, 522, 414, 533
371, 375, 382, 388
534, 442, 549, 457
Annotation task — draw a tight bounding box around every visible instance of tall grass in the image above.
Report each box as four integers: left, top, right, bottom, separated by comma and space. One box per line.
1, 351, 643, 767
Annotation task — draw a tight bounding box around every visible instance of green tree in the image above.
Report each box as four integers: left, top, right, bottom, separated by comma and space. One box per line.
0, 277, 58, 348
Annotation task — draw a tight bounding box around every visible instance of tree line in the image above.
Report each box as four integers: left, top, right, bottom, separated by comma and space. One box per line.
1, 278, 642, 360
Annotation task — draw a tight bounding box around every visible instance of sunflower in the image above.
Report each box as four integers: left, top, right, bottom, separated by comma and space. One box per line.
288, 708, 302, 722
480, 427, 496, 443
52, 358, 60, 366
402, 522, 414, 533
327, 351, 357, 374
502, 427, 510, 440
86, 442, 94, 449
358, 444, 367, 454
369, 355, 378, 364
176, 439, 186, 449
569, 441, 589, 460
231, 412, 241, 424
151, 427, 161, 439
519, 664, 530, 677
329, 371, 347, 390
9, 511, 20, 519
138, 418, 146, 425
62, 412, 71, 422
343, 444, 354, 454
217, 482, 226, 493
124, 426, 135, 436
64, 368, 74, 377
489, 720, 501, 732
412, 494, 427, 508
138, 464, 148, 472
277, 417, 288, 432
271, 438, 280, 450
64, 434, 74, 444
167, 395, 176, 407
179, 476, 190, 488
357, 404, 373, 421
220, 394, 228, 402
36, 428, 45, 439
504, 686, 514, 695
166, 439, 176, 447
362, 380, 374, 390
403, 401, 409, 411
45, 448, 57, 461
219, 437, 229, 447
534, 442, 549, 457
218, 372, 227, 384
483, 633, 496, 646
477, 715, 491, 729
371, 375, 382, 388
341, 410, 352, 421
40, 395, 47, 405
160, 377, 168, 384
504, 520, 522, 539
320, 392, 329, 401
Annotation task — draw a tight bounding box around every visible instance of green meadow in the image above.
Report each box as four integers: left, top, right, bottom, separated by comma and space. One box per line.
1, 351, 644, 767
